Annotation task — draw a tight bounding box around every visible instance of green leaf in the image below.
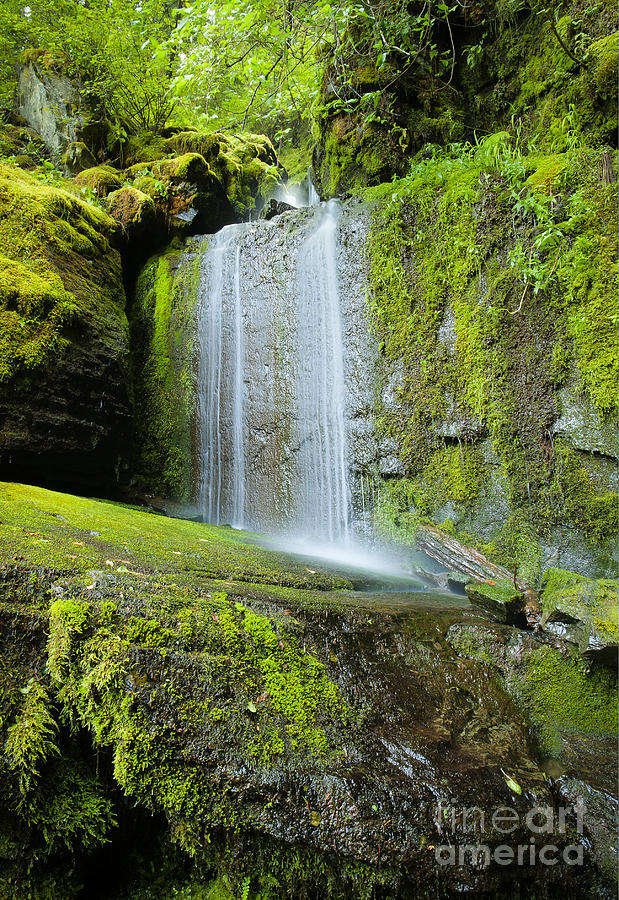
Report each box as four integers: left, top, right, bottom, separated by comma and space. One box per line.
501, 769, 522, 794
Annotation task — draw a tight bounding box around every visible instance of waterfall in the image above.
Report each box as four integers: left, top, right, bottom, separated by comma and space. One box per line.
196, 224, 247, 527
194, 199, 374, 541
295, 201, 349, 541
307, 171, 320, 206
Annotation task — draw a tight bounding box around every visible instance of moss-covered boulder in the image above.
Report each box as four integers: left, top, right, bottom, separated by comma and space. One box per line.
124, 130, 282, 219
540, 567, 618, 662
125, 151, 234, 235
465, 579, 527, 625
0, 163, 131, 491
74, 164, 122, 198
106, 185, 163, 244
1, 482, 611, 898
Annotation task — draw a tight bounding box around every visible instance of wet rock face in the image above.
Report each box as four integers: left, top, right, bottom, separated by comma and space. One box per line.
446, 621, 618, 886
163, 199, 394, 525
0, 320, 131, 492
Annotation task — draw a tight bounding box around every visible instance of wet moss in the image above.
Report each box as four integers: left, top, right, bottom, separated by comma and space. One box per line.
519, 645, 618, 755
0, 162, 125, 384
540, 566, 618, 650
129, 245, 201, 500
367, 140, 617, 581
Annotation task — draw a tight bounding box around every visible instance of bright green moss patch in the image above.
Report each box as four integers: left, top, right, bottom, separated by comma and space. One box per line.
0, 483, 356, 866
0, 161, 126, 384
587, 31, 618, 95
218, 603, 348, 760
5, 679, 58, 795
130, 246, 200, 500
519, 645, 618, 755
526, 154, 567, 193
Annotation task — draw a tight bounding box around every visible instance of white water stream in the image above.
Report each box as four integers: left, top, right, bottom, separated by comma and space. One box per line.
196, 201, 350, 541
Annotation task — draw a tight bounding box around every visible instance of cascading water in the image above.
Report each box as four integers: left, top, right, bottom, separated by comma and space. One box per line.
295, 201, 349, 542
196, 224, 248, 527
307, 172, 320, 206
190, 196, 441, 586
195, 200, 351, 540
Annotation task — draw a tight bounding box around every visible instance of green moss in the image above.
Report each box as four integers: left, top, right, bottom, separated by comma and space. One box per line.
48, 598, 91, 683
130, 245, 200, 500
526, 153, 567, 193
367, 139, 617, 577
0, 481, 364, 870
123, 132, 169, 165
519, 645, 618, 755
546, 442, 618, 543
541, 566, 588, 592
217, 603, 348, 760
124, 132, 282, 218
0, 163, 124, 384
587, 31, 618, 96
20, 755, 116, 855
106, 185, 158, 230
74, 165, 122, 197
5, 679, 58, 795
541, 567, 619, 648
0, 482, 352, 602
124, 617, 171, 647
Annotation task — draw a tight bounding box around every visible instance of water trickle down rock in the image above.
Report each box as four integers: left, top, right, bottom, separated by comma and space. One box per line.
193, 200, 381, 537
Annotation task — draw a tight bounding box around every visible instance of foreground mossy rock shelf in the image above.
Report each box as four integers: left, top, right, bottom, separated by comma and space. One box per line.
0, 483, 616, 899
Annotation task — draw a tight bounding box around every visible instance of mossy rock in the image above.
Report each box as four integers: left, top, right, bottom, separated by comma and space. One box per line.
465, 579, 527, 625
123, 153, 233, 237
106, 186, 159, 235
366, 137, 617, 579
74, 165, 122, 197
587, 31, 619, 95
540, 567, 618, 660
129, 244, 200, 501
0, 162, 131, 490
122, 131, 282, 219
62, 140, 96, 175
2, 481, 602, 897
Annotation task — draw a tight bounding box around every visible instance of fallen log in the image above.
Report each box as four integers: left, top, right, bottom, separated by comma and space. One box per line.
414, 523, 527, 590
